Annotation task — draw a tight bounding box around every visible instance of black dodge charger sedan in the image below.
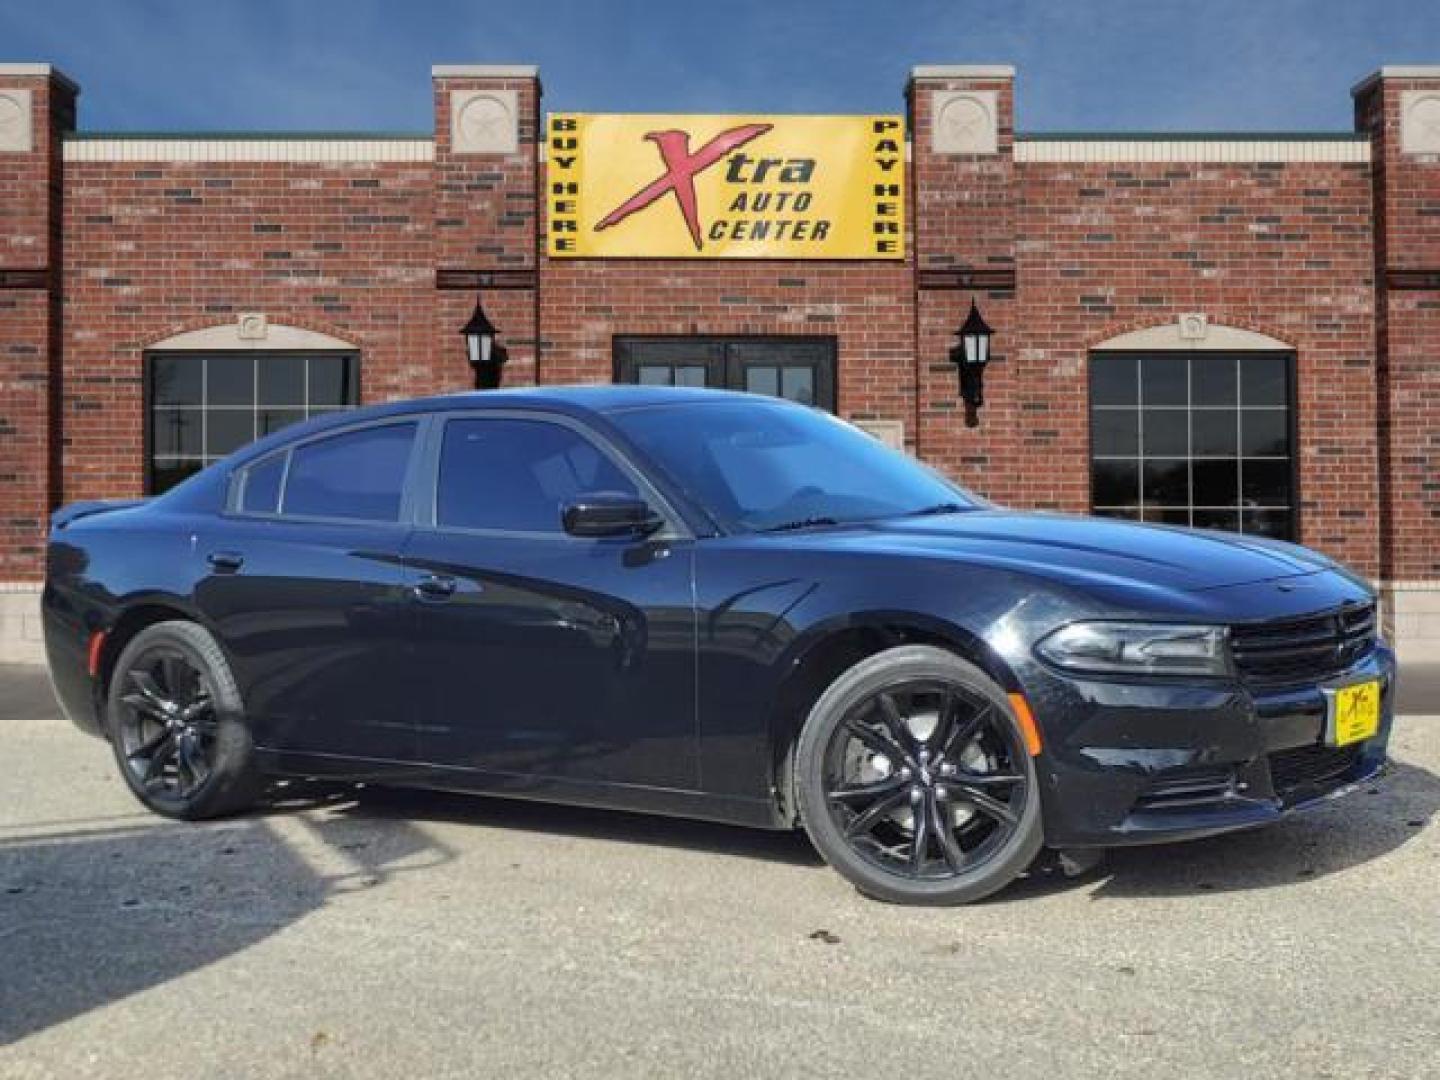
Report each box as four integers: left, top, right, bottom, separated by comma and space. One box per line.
42, 387, 1393, 904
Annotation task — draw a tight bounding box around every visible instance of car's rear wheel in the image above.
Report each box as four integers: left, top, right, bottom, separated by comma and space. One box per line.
795, 645, 1042, 905
105, 620, 261, 820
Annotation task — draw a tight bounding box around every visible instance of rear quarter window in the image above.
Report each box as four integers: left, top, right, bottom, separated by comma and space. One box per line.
238, 453, 286, 514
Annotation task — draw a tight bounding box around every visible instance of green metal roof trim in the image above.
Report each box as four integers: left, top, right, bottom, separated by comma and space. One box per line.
1017, 131, 1369, 142
65, 131, 433, 141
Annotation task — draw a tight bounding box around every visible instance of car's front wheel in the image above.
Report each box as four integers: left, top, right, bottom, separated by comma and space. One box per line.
105, 620, 262, 820
795, 645, 1042, 905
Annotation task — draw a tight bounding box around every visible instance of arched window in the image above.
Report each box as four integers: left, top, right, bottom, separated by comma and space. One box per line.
1088, 324, 1296, 540
143, 324, 360, 494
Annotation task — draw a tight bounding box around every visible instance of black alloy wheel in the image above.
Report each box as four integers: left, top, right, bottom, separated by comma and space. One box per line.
106, 620, 261, 820
795, 646, 1043, 905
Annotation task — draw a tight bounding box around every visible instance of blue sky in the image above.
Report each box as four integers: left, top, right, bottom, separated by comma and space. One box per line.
3, 0, 1436, 133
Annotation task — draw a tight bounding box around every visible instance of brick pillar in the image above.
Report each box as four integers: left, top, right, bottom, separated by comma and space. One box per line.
430, 65, 541, 392
1355, 66, 1440, 661
0, 64, 76, 588
907, 66, 1023, 499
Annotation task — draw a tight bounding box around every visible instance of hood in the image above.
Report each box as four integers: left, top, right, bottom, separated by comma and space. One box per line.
794, 510, 1348, 595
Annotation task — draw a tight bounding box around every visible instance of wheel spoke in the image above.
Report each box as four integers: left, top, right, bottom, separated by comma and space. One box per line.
931, 792, 968, 872
827, 776, 905, 804
937, 703, 990, 763
909, 794, 931, 874
953, 784, 1019, 825
954, 771, 1024, 787
843, 789, 909, 839
176, 737, 207, 793
128, 670, 174, 715
120, 692, 167, 720
841, 715, 909, 767
874, 692, 915, 752
126, 724, 171, 761
141, 732, 177, 785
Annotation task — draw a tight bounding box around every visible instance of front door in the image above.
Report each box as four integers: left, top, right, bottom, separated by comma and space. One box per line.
402, 412, 698, 790
614, 336, 837, 412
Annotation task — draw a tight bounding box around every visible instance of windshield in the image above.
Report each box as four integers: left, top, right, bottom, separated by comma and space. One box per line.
609, 399, 979, 533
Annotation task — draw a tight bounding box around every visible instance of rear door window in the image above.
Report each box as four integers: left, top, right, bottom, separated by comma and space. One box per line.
282, 422, 417, 522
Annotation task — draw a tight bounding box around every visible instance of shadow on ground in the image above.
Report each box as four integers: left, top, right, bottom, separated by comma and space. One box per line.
0, 795, 456, 1047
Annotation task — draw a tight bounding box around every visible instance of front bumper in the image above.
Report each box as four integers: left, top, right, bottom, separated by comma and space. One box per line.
1025, 643, 1396, 848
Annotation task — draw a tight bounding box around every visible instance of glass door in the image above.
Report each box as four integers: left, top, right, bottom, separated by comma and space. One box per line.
614, 337, 837, 412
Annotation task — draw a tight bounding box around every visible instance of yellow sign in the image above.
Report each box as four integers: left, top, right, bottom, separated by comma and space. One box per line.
547, 113, 905, 259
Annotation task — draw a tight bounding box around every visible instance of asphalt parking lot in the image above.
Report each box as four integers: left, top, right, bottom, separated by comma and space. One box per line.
2, 663, 1437, 1079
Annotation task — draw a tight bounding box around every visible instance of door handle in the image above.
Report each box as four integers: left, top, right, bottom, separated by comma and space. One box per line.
411, 574, 458, 602
207, 551, 244, 573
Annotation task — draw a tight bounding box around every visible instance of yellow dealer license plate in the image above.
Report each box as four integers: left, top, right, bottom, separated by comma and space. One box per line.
1327, 680, 1382, 747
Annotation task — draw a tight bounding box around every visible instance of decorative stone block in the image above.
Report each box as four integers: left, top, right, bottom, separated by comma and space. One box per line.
1178, 313, 1209, 340
0, 87, 33, 153
1400, 90, 1440, 155
451, 88, 519, 155
237, 312, 268, 340
932, 90, 998, 155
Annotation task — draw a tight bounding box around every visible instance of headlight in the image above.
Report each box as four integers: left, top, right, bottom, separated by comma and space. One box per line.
1034, 621, 1230, 678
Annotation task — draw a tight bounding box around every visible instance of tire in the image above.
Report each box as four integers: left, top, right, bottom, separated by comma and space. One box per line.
794, 645, 1043, 905
105, 619, 262, 820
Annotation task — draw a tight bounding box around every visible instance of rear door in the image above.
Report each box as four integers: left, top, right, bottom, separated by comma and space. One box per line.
196, 418, 425, 762
400, 410, 699, 789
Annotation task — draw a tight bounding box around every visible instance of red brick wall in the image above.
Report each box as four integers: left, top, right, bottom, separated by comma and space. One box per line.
4, 63, 1432, 590
0, 72, 72, 581
909, 74, 1379, 576
1357, 75, 1440, 581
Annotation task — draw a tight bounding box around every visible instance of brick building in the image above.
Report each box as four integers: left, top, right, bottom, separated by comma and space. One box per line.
1, 61, 1437, 662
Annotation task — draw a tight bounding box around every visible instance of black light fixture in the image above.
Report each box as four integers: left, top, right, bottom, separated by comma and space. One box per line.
948, 299, 994, 428
461, 294, 508, 390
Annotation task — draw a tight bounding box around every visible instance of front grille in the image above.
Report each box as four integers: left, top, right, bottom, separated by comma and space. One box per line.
1268, 743, 1362, 796
1229, 602, 1376, 686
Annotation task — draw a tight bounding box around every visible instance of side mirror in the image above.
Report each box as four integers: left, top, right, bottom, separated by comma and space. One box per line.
561, 493, 664, 538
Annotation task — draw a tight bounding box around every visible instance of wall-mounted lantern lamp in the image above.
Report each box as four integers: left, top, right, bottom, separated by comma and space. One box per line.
948, 299, 994, 428
461, 294, 508, 390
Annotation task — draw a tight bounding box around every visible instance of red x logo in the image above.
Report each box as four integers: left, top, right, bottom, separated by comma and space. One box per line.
595, 123, 773, 251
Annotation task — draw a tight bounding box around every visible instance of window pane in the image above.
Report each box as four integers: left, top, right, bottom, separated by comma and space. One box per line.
1093, 507, 1140, 521
1191, 356, 1237, 408
1191, 410, 1237, 457
1241, 459, 1290, 506
1241, 410, 1289, 457
675, 365, 707, 388
206, 356, 254, 408
1092, 459, 1139, 506
1142, 506, 1191, 527
1142, 409, 1188, 457
781, 367, 815, 406
437, 419, 638, 533
151, 459, 205, 493
1242, 509, 1293, 539
258, 355, 306, 407
241, 453, 286, 514
1240, 355, 1288, 407
1092, 410, 1139, 457
1140, 356, 1187, 406
1193, 459, 1240, 507
1142, 459, 1189, 505
1193, 509, 1240, 532
308, 355, 357, 405
206, 410, 255, 457
637, 365, 672, 386
1090, 354, 1138, 407
152, 409, 202, 457
746, 366, 779, 397
151, 357, 203, 407
258, 408, 306, 437
284, 423, 416, 521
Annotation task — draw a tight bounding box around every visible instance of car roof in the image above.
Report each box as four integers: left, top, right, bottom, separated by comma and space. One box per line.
391, 384, 758, 416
